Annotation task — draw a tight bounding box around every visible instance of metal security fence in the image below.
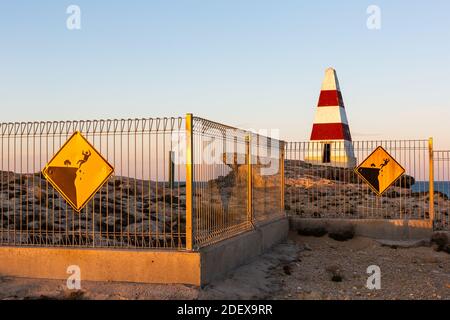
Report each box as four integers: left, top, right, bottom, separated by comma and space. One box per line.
250, 131, 284, 224
0, 118, 187, 249
190, 117, 250, 247
432, 150, 450, 231
189, 116, 285, 248
0, 114, 285, 251
285, 140, 431, 220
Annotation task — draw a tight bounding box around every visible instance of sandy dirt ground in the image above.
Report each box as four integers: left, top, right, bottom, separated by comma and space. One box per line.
1, 231, 449, 300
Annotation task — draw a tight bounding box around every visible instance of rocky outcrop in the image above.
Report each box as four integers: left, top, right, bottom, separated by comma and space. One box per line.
0, 171, 186, 247
284, 160, 449, 228
1, 156, 447, 247
284, 160, 415, 188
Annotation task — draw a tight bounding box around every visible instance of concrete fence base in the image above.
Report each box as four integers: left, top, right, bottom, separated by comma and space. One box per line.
289, 217, 433, 240
0, 217, 289, 286
200, 217, 289, 285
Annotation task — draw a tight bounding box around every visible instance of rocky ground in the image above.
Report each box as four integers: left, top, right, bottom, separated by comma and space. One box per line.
273, 232, 450, 300
1, 231, 448, 300
0, 160, 449, 300
0, 170, 188, 248
2, 158, 448, 249
0, 164, 282, 247
284, 160, 450, 230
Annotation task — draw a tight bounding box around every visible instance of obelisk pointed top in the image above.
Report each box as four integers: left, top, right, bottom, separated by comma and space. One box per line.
321, 67, 341, 91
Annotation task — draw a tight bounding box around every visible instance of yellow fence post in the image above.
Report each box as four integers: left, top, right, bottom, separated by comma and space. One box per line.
429, 137, 434, 225
185, 113, 194, 250
280, 140, 285, 214
246, 134, 253, 224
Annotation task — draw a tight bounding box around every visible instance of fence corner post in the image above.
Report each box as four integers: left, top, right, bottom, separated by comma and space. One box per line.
428, 137, 434, 225
280, 140, 285, 215
185, 113, 194, 250
246, 134, 253, 224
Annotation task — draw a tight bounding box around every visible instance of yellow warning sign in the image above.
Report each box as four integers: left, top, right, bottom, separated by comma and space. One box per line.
42, 131, 114, 212
354, 146, 405, 196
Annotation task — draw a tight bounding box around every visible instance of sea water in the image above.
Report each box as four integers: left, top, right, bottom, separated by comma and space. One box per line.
411, 181, 450, 197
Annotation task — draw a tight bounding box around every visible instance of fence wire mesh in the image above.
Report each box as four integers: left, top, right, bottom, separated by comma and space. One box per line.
191, 117, 284, 248
0, 118, 187, 249
433, 150, 450, 230
0, 115, 285, 251
250, 132, 284, 224
2, 114, 442, 251
285, 140, 430, 220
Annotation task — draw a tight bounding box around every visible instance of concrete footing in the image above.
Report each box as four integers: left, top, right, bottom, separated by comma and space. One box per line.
290, 217, 433, 240
0, 217, 289, 286
200, 217, 289, 285
0, 246, 202, 285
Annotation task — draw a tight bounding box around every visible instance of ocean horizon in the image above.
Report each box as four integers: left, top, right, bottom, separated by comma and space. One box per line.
411, 181, 450, 197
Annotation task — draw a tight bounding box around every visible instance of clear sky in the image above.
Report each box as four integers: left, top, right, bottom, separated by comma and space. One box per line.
1, 1, 449, 148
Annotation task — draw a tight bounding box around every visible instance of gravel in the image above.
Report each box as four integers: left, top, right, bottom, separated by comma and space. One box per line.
0, 231, 448, 300
273, 231, 450, 300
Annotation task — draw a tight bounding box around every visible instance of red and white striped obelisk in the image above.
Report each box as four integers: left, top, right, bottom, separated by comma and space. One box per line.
305, 67, 356, 168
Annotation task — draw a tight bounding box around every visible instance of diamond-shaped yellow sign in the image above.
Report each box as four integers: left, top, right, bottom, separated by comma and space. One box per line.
42, 131, 114, 212
354, 146, 405, 196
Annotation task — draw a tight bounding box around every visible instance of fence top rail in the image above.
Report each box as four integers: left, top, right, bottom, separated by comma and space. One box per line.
193, 116, 242, 132
0, 116, 185, 136
433, 150, 450, 161
286, 139, 429, 146
192, 116, 286, 146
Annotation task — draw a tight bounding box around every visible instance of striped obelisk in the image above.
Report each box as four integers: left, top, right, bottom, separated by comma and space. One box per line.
305, 67, 356, 168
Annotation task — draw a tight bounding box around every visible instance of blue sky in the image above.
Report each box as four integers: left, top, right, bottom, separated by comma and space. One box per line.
1, 1, 449, 148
